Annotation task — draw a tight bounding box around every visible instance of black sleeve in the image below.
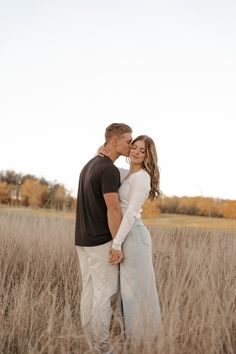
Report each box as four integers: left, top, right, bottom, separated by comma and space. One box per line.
100, 165, 121, 194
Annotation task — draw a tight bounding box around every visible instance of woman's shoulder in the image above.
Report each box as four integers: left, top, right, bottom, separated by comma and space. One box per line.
129, 170, 150, 197
118, 167, 129, 182
131, 169, 150, 183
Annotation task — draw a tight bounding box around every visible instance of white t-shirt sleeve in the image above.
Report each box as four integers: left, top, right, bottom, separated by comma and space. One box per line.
112, 171, 150, 251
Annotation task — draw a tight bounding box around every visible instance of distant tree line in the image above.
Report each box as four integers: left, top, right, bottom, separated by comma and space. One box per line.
0, 170, 76, 210
1, 170, 236, 219
155, 195, 236, 219
132, 195, 236, 220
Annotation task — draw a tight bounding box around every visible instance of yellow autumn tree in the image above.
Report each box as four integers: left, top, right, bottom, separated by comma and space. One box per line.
21, 178, 48, 208
222, 200, 236, 219
51, 185, 67, 210
141, 199, 160, 218
0, 181, 11, 203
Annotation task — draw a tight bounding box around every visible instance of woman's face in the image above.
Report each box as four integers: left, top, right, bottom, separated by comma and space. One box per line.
129, 140, 146, 165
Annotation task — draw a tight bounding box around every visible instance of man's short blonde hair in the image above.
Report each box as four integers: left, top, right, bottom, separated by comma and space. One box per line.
105, 123, 132, 142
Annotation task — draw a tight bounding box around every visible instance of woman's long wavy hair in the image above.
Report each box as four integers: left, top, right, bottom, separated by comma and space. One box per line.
131, 135, 161, 200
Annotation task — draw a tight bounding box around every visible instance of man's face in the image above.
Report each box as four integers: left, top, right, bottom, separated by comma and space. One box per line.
116, 133, 133, 157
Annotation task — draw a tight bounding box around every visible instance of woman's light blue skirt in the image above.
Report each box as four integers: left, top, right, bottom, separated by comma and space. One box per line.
120, 218, 161, 343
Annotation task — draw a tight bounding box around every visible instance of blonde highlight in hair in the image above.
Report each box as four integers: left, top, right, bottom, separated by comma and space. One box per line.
132, 135, 160, 200
105, 123, 132, 142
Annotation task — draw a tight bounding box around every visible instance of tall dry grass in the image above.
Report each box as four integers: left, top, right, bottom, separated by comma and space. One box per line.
0, 211, 236, 354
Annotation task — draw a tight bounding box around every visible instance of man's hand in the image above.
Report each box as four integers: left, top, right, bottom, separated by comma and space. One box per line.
109, 246, 123, 265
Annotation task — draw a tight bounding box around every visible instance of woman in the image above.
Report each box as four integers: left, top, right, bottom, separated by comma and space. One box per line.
100, 135, 161, 345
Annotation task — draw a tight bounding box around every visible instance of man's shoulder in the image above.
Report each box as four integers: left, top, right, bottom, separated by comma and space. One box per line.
82, 156, 119, 175
99, 158, 120, 178
94, 156, 118, 170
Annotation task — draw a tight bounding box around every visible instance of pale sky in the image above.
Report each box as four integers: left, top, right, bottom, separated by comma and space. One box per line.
1, 0, 236, 199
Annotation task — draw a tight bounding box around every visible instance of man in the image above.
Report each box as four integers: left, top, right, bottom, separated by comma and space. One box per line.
75, 123, 133, 353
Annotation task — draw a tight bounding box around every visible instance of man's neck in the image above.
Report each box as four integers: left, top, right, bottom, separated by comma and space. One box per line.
104, 143, 120, 162
108, 151, 119, 162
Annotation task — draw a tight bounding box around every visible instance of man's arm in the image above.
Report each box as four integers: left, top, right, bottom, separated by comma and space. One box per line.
103, 192, 122, 239
103, 192, 123, 264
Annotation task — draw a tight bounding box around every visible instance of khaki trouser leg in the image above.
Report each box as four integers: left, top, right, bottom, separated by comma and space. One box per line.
76, 242, 119, 352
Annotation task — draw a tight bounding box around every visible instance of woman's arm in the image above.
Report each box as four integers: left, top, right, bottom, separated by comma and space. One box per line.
112, 171, 150, 251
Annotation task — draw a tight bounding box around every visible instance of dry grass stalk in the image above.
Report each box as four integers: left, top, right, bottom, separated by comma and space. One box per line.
0, 211, 236, 354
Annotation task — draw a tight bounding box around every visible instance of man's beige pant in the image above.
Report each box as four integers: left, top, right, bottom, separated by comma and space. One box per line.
76, 242, 118, 352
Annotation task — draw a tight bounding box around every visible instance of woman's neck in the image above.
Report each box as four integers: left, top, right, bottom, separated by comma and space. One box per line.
129, 163, 143, 174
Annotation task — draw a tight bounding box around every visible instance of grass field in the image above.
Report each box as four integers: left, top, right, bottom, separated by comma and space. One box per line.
1, 204, 236, 228
0, 206, 236, 353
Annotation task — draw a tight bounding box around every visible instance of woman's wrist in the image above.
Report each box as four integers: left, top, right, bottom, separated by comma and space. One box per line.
112, 241, 122, 251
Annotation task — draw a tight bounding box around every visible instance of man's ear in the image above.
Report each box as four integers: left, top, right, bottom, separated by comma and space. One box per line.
111, 136, 118, 147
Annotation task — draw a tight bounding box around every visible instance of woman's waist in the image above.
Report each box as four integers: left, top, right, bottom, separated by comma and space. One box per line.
121, 206, 142, 219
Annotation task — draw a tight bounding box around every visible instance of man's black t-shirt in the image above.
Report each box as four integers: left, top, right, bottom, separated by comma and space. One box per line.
75, 155, 121, 246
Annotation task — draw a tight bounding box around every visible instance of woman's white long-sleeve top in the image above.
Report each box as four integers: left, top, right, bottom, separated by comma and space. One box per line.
112, 168, 151, 251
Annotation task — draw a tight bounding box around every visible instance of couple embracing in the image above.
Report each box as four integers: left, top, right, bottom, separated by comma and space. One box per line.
75, 123, 161, 353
